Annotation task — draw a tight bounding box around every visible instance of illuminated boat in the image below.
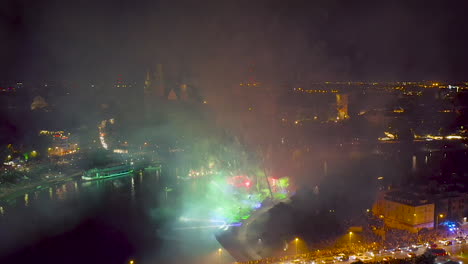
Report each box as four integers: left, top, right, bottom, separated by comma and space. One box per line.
82, 164, 134, 181
144, 163, 162, 172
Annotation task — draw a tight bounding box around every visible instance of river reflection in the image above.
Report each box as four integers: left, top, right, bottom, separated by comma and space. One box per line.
0, 168, 235, 264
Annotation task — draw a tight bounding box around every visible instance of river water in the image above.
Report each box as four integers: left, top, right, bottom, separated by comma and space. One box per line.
0, 169, 234, 264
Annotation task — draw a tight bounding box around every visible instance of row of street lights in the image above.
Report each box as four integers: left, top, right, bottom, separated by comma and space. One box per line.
248, 214, 448, 264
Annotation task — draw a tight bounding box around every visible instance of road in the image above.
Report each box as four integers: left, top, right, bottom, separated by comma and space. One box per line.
236, 199, 282, 260
267, 236, 468, 264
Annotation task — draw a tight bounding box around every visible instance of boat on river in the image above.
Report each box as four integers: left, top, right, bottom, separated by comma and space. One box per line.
82, 164, 134, 181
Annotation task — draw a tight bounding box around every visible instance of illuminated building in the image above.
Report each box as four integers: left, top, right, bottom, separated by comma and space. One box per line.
373, 191, 434, 233
0, 81, 20, 93
31, 96, 49, 110
113, 74, 133, 89
167, 88, 178, 100
40, 130, 65, 135
336, 94, 349, 120
47, 132, 79, 156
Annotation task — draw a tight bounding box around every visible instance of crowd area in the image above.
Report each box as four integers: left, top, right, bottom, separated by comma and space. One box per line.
236, 254, 436, 264
235, 214, 457, 264
236, 243, 383, 264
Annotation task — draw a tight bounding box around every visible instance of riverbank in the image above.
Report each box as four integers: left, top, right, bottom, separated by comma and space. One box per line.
0, 171, 82, 201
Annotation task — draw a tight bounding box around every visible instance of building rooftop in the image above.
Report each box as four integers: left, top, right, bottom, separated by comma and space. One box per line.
384, 191, 432, 206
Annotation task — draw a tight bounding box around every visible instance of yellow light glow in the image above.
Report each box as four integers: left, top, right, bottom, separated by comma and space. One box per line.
384, 132, 396, 139
295, 237, 299, 241
439, 214, 444, 218
426, 135, 444, 140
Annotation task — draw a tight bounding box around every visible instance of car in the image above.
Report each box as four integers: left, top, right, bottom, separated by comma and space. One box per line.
441, 240, 452, 246
425, 248, 448, 257
434, 256, 450, 264
425, 241, 435, 247
385, 248, 394, 252
357, 256, 373, 262
401, 247, 412, 252
350, 253, 365, 260
318, 257, 336, 264
334, 254, 349, 261
406, 247, 418, 252
382, 256, 395, 261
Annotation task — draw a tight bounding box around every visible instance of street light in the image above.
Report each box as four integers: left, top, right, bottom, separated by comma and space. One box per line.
295, 238, 299, 255
436, 214, 444, 230
218, 248, 222, 264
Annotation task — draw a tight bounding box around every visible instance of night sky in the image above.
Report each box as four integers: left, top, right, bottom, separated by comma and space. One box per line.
1, 0, 468, 82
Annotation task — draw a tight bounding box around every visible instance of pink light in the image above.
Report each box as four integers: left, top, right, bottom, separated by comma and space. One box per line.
227, 175, 254, 189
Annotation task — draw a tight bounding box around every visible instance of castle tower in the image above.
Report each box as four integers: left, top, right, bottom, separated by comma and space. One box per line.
144, 70, 152, 95
180, 83, 189, 101
167, 88, 178, 100
336, 93, 349, 120
153, 64, 165, 97
143, 70, 153, 114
